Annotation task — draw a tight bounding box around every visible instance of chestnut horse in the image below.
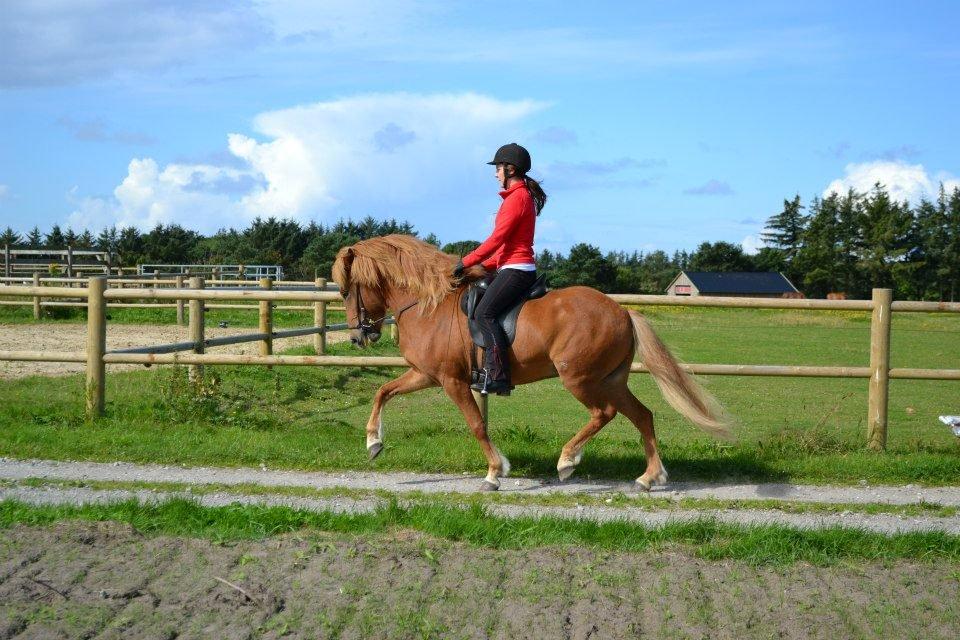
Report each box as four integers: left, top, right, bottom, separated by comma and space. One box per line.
333, 235, 730, 491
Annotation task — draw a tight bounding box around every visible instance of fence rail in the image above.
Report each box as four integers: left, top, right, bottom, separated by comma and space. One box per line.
1, 277, 958, 449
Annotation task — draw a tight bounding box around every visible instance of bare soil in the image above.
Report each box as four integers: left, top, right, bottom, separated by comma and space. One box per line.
1, 520, 958, 640
0, 323, 347, 379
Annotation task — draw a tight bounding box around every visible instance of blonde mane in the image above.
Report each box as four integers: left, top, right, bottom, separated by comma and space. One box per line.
332, 235, 466, 311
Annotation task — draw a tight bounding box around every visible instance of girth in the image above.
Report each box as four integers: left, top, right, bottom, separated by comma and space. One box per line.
459, 273, 548, 348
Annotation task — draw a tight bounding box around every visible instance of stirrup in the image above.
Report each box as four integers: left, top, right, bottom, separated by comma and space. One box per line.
470, 368, 487, 392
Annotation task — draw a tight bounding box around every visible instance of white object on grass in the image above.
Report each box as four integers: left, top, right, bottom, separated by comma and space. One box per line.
939, 415, 960, 436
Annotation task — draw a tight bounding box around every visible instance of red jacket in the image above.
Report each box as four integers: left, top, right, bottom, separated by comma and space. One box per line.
462, 181, 536, 270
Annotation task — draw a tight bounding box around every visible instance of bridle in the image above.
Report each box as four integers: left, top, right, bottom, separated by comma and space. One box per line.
346, 284, 418, 337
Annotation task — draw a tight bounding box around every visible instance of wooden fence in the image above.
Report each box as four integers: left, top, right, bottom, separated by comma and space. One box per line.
1, 277, 959, 450
0, 274, 347, 316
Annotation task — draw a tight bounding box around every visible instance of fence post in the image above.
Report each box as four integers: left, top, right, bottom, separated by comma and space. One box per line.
66, 245, 74, 279
189, 276, 205, 384
259, 277, 273, 364
868, 288, 892, 450
314, 277, 327, 355
32, 272, 41, 320
86, 276, 107, 419
175, 275, 185, 326
3, 244, 9, 278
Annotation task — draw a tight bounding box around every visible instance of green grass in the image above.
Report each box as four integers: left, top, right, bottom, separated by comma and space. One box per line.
1, 306, 958, 485
2, 497, 958, 565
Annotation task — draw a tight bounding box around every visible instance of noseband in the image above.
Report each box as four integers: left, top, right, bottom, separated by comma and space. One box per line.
347, 284, 418, 337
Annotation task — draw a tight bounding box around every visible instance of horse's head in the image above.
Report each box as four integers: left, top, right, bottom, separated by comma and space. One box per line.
342, 281, 387, 347
333, 245, 388, 348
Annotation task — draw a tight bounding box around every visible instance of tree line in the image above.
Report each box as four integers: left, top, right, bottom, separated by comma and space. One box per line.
2, 183, 958, 299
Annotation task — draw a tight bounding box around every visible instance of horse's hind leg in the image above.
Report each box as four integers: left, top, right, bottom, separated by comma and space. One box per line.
366, 368, 436, 460
611, 384, 668, 491
556, 378, 618, 482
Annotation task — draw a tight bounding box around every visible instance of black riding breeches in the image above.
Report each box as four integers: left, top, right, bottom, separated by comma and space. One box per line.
475, 268, 537, 359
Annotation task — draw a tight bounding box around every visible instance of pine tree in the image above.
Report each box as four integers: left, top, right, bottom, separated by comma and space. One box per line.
835, 188, 864, 296
943, 186, 960, 301
76, 229, 95, 249
761, 195, 806, 263
858, 183, 914, 291
794, 195, 842, 297
96, 226, 119, 253
1, 227, 22, 247
27, 227, 42, 248
45, 225, 65, 249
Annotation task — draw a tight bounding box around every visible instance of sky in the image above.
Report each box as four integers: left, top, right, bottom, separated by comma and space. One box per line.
1, 0, 958, 256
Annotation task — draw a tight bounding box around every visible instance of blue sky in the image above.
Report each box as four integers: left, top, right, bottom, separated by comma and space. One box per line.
1, 0, 958, 255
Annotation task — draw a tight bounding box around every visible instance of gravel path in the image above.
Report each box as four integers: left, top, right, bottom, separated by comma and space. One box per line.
0, 322, 347, 378
3, 458, 960, 535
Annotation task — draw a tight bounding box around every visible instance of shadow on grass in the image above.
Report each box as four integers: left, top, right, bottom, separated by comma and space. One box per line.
501, 449, 790, 484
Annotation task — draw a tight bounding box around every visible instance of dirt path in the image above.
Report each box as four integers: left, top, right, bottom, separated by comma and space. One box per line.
0, 323, 348, 379
1, 520, 958, 640
4, 458, 960, 535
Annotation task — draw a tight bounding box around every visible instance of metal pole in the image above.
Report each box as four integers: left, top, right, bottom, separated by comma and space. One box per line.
85, 276, 107, 418
189, 276, 205, 384
868, 288, 892, 450
32, 272, 41, 319
314, 277, 327, 355
175, 275, 185, 326
259, 277, 273, 364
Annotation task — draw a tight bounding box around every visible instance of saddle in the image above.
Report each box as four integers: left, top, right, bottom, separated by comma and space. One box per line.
459, 273, 548, 348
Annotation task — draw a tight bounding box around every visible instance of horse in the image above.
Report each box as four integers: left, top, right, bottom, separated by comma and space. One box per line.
332, 234, 730, 491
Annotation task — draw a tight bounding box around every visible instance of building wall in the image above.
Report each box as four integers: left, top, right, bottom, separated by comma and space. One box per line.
666, 272, 698, 296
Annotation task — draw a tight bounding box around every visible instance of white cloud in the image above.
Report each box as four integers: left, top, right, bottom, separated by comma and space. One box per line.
68, 92, 545, 232
0, 185, 9, 200
824, 160, 960, 204
740, 234, 763, 255
68, 158, 250, 231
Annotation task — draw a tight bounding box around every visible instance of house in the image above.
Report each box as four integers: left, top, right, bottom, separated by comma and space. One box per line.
666, 271, 802, 298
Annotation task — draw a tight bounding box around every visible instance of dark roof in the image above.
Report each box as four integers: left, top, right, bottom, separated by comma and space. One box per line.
683, 271, 798, 294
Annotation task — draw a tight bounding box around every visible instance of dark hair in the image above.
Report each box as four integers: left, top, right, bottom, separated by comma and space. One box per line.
524, 175, 547, 215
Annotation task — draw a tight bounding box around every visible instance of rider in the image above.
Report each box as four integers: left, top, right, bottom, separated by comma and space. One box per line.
453, 143, 547, 395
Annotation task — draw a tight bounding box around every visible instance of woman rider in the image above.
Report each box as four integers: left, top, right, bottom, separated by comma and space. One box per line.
453, 143, 547, 396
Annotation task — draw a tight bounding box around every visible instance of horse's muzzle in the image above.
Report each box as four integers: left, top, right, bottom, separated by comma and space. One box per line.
350, 330, 381, 347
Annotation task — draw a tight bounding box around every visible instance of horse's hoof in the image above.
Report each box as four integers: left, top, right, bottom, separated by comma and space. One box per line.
368, 442, 383, 460
635, 478, 652, 492
557, 465, 576, 482
479, 480, 499, 492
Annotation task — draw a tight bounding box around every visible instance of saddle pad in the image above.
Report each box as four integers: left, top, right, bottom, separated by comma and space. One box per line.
459, 273, 547, 348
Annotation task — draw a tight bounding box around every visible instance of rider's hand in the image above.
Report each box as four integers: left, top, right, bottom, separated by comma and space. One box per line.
452, 260, 465, 279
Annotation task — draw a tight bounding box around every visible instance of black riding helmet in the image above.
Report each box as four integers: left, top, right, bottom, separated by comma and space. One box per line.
487, 143, 531, 175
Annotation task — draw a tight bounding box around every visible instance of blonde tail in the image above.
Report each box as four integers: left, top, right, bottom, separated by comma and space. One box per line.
629, 311, 732, 439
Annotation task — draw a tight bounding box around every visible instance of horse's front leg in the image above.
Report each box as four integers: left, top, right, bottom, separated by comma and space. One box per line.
442, 379, 510, 491
366, 368, 437, 460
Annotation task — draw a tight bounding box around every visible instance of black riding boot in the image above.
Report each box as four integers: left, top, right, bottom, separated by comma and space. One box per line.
474, 345, 513, 396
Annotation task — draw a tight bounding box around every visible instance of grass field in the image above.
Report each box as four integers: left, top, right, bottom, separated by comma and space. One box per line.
1, 305, 958, 485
